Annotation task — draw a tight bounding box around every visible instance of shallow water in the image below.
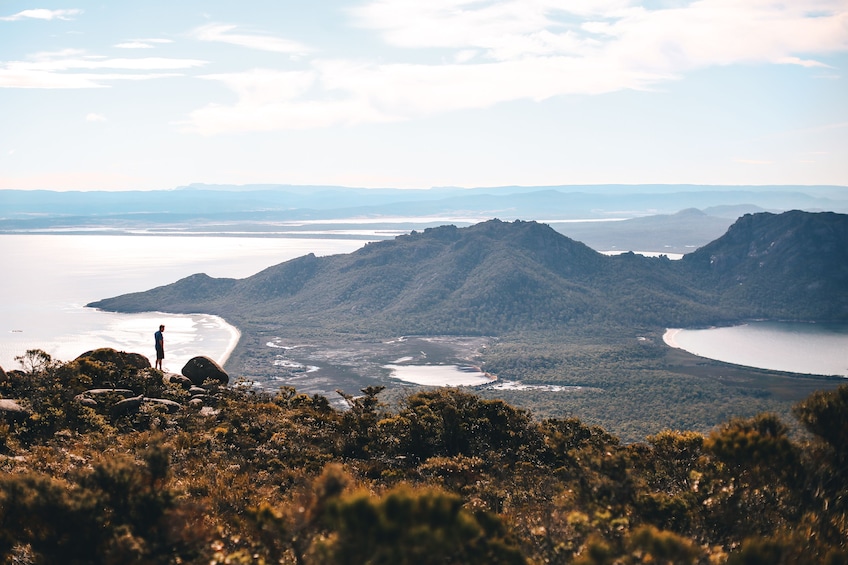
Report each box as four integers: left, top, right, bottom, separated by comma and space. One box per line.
0, 235, 368, 371
664, 322, 848, 377
384, 364, 494, 386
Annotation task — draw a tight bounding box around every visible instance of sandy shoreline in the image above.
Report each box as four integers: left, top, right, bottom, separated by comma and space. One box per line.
215, 316, 242, 366
662, 328, 682, 348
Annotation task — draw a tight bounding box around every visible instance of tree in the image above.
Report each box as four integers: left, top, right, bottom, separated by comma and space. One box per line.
315, 485, 526, 564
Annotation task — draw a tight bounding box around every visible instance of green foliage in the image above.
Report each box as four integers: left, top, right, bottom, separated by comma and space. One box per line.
377, 388, 539, 463
0, 356, 847, 563
14, 349, 55, 374
316, 486, 526, 564
92, 214, 848, 341
794, 385, 848, 458
0, 441, 176, 563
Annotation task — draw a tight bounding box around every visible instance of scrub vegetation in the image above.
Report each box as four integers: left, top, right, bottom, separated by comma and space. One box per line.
1, 351, 847, 564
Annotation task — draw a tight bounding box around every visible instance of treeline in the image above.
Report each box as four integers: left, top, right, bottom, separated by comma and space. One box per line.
1, 350, 846, 563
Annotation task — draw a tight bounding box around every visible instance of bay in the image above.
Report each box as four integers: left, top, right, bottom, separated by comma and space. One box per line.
0, 235, 369, 372
664, 322, 848, 377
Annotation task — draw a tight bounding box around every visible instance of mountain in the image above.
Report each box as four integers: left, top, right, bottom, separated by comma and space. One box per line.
89, 212, 848, 343
683, 210, 848, 320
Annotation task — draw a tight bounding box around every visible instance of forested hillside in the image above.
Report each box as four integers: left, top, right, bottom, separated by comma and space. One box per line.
0, 350, 846, 564
682, 210, 848, 319
90, 212, 848, 334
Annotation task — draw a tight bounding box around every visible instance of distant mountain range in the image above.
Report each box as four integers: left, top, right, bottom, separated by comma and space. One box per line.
4, 184, 847, 255
90, 211, 848, 344
3, 184, 846, 223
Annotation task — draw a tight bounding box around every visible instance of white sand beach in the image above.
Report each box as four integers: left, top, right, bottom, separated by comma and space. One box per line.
662, 328, 682, 348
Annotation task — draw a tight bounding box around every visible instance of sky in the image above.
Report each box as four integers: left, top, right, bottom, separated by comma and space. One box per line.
1, 0, 847, 191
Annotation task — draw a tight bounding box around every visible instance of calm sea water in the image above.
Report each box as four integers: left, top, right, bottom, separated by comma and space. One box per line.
665, 322, 848, 377
0, 235, 368, 372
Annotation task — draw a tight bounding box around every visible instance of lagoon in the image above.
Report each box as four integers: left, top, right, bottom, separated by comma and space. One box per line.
664, 322, 848, 377
384, 364, 494, 387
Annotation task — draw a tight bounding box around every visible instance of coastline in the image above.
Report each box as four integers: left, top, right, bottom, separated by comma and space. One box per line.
662, 328, 682, 348
139, 311, 242, 369
215, 315, 242, 366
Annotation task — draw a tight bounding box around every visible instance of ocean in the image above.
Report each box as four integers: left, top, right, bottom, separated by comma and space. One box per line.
0, 234, 369, 373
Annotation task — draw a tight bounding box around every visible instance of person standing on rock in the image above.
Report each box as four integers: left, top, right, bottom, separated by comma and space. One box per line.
154, 325, 165, 371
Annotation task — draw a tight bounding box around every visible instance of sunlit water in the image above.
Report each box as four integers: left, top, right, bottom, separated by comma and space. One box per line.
664, 322, 848, 377
0, 235, 368, 372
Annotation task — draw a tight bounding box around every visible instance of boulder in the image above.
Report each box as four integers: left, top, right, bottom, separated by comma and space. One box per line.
77, 348, 151, 371
165, 373, 193, 389
188, 398, 204, 408
81, 388, 135, 397
110, 395, 144, 417
188, 386, 207, 396
182, 356, 229, 386
75, 396, 99, 408
144, 398, 182, 414
0, 399, 30, 422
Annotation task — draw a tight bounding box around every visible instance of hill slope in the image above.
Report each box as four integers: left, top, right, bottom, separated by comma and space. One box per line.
683, 210, 848, 320
89, 219, 716, 335
90, 212, 848, 337
86, 211, 848, 440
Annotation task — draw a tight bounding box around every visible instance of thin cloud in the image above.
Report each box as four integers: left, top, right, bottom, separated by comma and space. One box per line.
0, 51, 207, 88
185, 57, 669, 134
115, 42, 154, 49
115, 38, 174, 49
86, 113, 107, 122
185, 0, 848, 133
192, 23, 312, 54
0, 8, 82, 21
777, 56, 832, 68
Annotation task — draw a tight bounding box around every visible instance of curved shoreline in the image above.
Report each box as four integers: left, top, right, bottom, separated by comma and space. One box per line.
150, 311, 241, 367
662, 328, 681, 348
662, 323, 848, 378
215, 316, 241, 366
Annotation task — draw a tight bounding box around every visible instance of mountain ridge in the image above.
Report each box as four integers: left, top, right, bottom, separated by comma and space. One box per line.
89, 212, 848, 344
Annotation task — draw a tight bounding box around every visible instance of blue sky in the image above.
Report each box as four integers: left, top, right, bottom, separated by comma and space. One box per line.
1, 0, 846, 190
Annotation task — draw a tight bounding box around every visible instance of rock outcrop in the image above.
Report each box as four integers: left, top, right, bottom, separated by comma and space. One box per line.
77, 348, 151, 371
144, 398, 182, 414
182, 356, 229, 386
6, 347, 225, 419
0, 399, 30, 422
165, 373, 193, 389
110, 395, 144, 417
